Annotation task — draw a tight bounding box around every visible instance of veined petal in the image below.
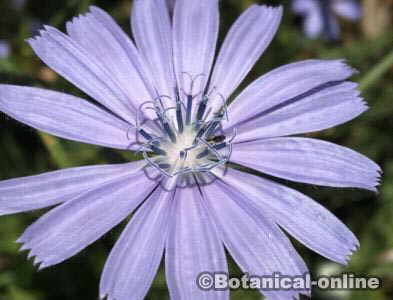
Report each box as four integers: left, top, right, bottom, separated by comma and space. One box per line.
100, 188, 173, 300
132, 0, 175, 101
226, 59, 356, 129
230, 137, 381, 191
332, 0, 362, 20
208, 5, 282, 114
173, 0, 219, 108
0, 162, 143, 216
166, 187, 229, 300
0, 85, 133, 149
29, 24, 143, 124
66, 6, 155, 115
219, 168, 360, 264
17, 165, 156, 269
224, 60, 366, 142
203, 181, 309, 299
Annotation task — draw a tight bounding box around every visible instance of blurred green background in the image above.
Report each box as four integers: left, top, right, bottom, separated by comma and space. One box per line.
0, 0, 392, 299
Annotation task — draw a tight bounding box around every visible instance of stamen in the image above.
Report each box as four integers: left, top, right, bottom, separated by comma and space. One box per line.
179, 150, 187, 159
181, 72, 206, 125
175, 89, 184, 133
196, 87, 218, 125
204, 112, 224, 138
217, 92, 229, 121
150, 145, 167, 156
143, 151, 172, 177
197, 137, 224, 162
196, 94, 208, 124
196, 148, 209, 159
194, 124, 208, 142
158, 163, 171, 169
213, 142, 226, 151
153, 94, 171, 108
186, 94, 193, 125
138, 128, 153, 141
156, 111, 176, 143
137, 101, 157, 123
164, 121, 177, 143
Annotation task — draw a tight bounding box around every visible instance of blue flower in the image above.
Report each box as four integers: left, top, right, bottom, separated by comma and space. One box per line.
0, 40, 10, 58
0, 1, 379, 299
292, 0, 362, 40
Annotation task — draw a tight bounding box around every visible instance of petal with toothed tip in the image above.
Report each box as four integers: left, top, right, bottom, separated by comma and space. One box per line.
202, 181, 310, 299
230, 137, 381, 191
214, 167, 360, 265
17, 167, 156, 270
0, 162, 144, 216
208, 5, 283, 114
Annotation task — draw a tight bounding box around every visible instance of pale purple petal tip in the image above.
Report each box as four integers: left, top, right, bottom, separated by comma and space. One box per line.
28, 18, 153, 123
230, 137, 381, 192
219, 168, 361, 265
203, 181, 310, 299
208, 5, 283, 114
0, 162, 142, 216
17, 166, 155, 270
225, 60, 367, 141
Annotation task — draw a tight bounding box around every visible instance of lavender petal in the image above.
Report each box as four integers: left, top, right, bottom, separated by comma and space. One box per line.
0, 162, 143, 216
230, 137, 381, 191
29, 22, 147, 124
132, 0, 176, 101
166, 187, 229, 300
203, 181, 310, 299
208, 5, 282, 114
0, 84, 133, 149
68, 6, 155, 108
224, 60, 366, 142
17, 166, 156, 269
218, 168, 360, 265
100, 188, 174, 300
173, 0, 219, 107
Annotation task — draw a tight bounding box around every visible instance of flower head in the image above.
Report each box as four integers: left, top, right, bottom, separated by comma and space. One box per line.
0, 1, 380, 299
292, 0, 362, 40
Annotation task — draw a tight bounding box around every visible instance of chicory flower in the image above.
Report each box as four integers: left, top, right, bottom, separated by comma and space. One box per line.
0, 1, 379, 299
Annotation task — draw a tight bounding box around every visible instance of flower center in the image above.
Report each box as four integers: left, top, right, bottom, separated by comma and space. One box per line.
133, 81, 234, 182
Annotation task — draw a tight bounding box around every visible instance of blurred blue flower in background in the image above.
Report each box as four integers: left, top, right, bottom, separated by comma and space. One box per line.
292, 0, 362, 40
13, 0, 26, 10
0, 40, 10, 59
